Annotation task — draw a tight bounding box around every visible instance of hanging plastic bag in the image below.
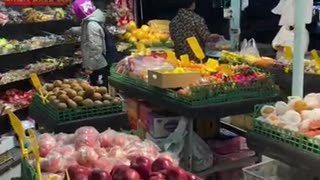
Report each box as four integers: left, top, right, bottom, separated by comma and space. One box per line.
241, 0, 249, 11
151, 118, 213, 172
278, 0, 313, 26
272, 0, 286, 15
240, 38, 248, 55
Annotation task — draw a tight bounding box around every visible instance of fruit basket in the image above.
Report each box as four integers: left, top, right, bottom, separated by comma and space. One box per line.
30, 94, 122, 122
252, 103, 320, 155
29, 79, 123, 122
111, 64, 279, 106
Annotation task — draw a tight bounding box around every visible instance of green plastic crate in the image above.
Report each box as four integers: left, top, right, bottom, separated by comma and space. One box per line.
252, 104, 320, 155
30, 94, 123, 122
111, 64, 279, 106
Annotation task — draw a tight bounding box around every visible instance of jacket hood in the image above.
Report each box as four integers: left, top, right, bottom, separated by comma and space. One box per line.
84, 9, 106, 23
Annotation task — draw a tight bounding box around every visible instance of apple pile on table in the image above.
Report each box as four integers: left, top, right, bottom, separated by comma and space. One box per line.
33, 126, 201, 180
68, 156, 203, 180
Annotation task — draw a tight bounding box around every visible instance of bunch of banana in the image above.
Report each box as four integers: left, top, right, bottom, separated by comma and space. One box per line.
242, 54, 259, 64
221, 50, 241, 63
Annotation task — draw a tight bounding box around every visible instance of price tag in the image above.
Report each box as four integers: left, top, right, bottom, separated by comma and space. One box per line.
205, 58, 219, 72
180, 54, 190, 67
65, 169, 71, 180
28, 129, 42, 180
8, 111, 28, 159
284, 46, 293, 73
311, 49, 320, 73
30, 73, 49, 103
165, 50, 179, 66
186, 37, 205, 64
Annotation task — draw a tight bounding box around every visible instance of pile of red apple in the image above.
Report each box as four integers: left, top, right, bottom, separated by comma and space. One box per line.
68, 156, 203, 180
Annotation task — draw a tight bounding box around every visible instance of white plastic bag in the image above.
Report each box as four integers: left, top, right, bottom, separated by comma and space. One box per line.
150, 118, 213, 172
240, 38, 260, 58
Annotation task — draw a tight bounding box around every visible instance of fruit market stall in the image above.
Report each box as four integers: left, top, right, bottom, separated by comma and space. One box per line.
108, 49, 281, 173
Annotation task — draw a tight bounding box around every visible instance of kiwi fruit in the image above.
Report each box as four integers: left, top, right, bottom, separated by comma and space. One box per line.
57, 102, 68, 109
48, 95, 57, 101
51, 99, 60, 105
97, 87, 108, 94
63, 79, 70, 84
103, 100, 111, 105
92, 93, 102, 101
72, 85, 83, 92
61, 84, 72, 89
42, 90, 48, 96
82, 99, 94, 106
67, 89, 77, 98
103, 94, 112, 100
84, 88, 95, 98
52, 87, 60, 94
94, 100, 103, 105
80, 82, 90, 89
45, 83, 54, 91
53, 80, 63, 87
56, 90, 67, 97
73, 96, 83, 105
78, 90, 85, 97
58, 94, 69, 102
67, 99, 78, 108
69, 79, 77, 84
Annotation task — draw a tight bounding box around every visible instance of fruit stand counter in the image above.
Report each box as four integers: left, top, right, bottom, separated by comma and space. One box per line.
108, 76, 281, 172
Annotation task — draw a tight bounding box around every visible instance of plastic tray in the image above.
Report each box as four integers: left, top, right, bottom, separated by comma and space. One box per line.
253, 104, 320, 155
243, 160, 313, 180
30, 94, 123, 122
111, 64, 279, 106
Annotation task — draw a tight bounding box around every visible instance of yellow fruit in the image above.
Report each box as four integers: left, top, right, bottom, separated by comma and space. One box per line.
135, 30, 148, 40
125, 21, 137, 32
158, 33, 170, 42
124, 32, 132, 40
151, 37, 161, 45
129, 37, 138, 43
141, 25, 150, 33
139, 39, 152, 46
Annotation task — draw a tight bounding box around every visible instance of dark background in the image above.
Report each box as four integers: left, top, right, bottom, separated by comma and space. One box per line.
138, 0, 320, 50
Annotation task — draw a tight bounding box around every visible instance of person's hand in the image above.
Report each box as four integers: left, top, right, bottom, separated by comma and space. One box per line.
84, 69, 93, 75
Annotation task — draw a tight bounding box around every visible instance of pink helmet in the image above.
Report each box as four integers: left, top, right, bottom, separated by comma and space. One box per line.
72, 0, 96, 20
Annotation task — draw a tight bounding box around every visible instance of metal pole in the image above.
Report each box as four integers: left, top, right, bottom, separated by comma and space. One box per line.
292, 0, 306, 97
230, 0, 241, 50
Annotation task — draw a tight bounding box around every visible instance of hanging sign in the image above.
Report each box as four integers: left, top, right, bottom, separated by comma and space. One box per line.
0, 0, 72, 6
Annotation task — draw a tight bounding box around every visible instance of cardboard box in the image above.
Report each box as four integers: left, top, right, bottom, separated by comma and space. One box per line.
148, 70, 201, 88
148, 113, 181, 138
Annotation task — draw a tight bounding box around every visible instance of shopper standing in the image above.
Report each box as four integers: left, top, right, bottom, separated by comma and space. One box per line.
169, 0, 211, 62
71, 0, 109, 86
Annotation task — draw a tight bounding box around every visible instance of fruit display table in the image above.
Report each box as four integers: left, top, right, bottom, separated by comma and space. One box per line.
109, 76, 281, 172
